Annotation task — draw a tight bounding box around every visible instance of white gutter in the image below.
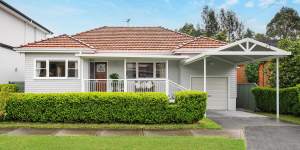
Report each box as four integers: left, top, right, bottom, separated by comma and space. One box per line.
76, 53, 189, 59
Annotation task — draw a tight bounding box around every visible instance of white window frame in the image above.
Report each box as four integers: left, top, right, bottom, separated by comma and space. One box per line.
34, 58, 80, 79
126, 61, 166, 79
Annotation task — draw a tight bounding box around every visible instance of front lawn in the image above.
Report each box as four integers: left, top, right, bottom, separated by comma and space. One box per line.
0, 135, 245, 150
0, 118, 221, 130
257, 112, 300, 125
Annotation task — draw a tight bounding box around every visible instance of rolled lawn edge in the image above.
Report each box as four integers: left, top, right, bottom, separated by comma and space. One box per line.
0, 118, 222, 130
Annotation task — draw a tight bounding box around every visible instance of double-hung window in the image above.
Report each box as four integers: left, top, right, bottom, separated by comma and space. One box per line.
35, 59, 79, 78
126, 62, 166, 79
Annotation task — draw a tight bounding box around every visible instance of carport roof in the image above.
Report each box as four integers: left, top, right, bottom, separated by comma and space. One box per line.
183, 38, 291, 65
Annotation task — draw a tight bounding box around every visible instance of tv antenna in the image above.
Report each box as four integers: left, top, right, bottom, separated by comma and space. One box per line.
123, 18, 131, 26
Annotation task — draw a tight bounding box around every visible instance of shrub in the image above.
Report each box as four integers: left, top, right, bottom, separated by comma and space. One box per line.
245, 63, 259, 83
252, 86, 300, 114
0, 84, 18, 93
5, 91, 207, 124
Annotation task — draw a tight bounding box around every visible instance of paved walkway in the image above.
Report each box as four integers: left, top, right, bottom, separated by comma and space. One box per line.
207, 110, 300, 150
0, 128, 243, 138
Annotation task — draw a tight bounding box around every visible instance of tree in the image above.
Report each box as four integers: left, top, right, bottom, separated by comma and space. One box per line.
267, 7, 300, 39
244, 28, 255, 38
214, 31, 227, 42
219, 8, 244, 42
254, 33, 270, 42
268, 39, 300, 88
245, 63, 259, 83
178, 23, 202, 37
202, 6, 219, 37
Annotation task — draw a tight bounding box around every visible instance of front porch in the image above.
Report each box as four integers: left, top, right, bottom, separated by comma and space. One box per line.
79, 56, 187, 98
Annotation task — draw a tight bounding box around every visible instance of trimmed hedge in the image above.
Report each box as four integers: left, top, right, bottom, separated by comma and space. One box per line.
0, 84, 18, 93
5, 91, 207, 124
252, 84, 300, 116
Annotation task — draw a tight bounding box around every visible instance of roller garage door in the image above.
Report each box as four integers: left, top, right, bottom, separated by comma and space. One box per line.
191, 77, 228, 110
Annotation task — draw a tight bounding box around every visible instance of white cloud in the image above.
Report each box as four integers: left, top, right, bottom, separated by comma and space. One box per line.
245, 1, 254, 8
258, 0, 286, 8
220, 0, 239, 8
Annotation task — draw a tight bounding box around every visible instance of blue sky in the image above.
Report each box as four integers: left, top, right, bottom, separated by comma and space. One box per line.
6, 0, 300, 35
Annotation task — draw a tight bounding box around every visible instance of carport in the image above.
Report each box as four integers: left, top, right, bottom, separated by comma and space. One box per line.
184, 38, 291, 118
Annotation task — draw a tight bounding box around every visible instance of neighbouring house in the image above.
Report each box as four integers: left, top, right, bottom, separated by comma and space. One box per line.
15, 26, 290, 110
0, 0, 52, 84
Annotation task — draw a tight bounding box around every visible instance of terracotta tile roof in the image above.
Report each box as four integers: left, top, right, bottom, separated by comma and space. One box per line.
72, 26, 193, 51
177, 37, 227, 49
21, 27, 226, 51
21, 34, 93, 49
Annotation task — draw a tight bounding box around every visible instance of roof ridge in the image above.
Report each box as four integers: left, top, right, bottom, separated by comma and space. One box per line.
174, 36, 227, 49
198, 36, 227, 44
19, 34, 66, 48
73, 26, 108, 36
68, 35, 95, 49
159, 26, 194, 39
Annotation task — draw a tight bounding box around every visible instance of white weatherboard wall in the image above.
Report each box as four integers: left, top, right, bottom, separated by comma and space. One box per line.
0, 47, 24, 83
25, 53, 81, 93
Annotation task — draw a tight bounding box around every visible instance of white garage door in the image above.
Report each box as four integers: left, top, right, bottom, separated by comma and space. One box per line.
191, 77, 228, 110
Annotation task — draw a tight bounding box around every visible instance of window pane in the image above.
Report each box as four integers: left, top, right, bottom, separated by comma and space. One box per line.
126, 63, 136, 79
156, 63, 166, 78
49, 61, 65, 77
138, 63, 153, 78
68, 69, 78, 77
36, 61, 46, 69
36, 69, 46, 77
68, 61, 78, 69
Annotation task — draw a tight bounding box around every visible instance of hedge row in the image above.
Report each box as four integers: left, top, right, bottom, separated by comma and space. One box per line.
252, 84, 300, 116
0, 84, 18, 93
5, 91, 207, 124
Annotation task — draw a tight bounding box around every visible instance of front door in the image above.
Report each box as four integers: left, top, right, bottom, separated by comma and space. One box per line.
95, 62, 107, 92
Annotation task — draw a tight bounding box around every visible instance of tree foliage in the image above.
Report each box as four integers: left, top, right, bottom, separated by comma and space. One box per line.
245, 63, 259, 83
202, 6, 219, 37
244, 28, 255, 38
178, 23, 202, 37
267, 7, 300, 39
268, 39, 300, 88
219, 8, 244, 42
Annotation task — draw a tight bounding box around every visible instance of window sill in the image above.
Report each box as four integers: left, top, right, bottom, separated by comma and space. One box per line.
33, 77, 80, 80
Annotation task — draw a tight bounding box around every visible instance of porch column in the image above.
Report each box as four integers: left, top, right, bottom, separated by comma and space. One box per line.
203, 57, 207, 92
124, 59, 127, 92
276, 57, 280, 119
165, 60, 169, 96
80, 57, 85, 92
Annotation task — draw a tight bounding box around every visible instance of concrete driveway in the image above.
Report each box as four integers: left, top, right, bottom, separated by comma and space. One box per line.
207, 110, 300, 150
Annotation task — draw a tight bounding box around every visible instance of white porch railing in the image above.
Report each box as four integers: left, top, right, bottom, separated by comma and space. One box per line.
83, 79, 187, 100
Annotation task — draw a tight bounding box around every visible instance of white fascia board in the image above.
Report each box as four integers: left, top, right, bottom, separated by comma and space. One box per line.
76, 53, 189, 59
183, 54, 207, 65
15, 47, 95, 53
210, 51, 291, 56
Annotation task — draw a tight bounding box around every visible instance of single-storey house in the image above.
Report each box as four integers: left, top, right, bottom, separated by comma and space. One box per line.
16, 26, 291, 111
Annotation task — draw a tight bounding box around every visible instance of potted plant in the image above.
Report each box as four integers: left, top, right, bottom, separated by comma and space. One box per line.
109, 73, 120, 92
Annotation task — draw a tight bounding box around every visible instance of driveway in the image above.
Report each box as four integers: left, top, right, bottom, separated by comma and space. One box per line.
207, 110, 300, 150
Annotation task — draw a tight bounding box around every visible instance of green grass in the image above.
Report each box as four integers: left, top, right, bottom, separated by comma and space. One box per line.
257, 112, 300, 125
0, 135, 245, 150
0, 118, 221, 130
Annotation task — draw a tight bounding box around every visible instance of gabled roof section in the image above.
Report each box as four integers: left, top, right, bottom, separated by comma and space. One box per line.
184, 38, 291, 65
72, 26, 193, 51
176, 36, 227, 49
0, 0, 52, 34
20, 34, 94, 49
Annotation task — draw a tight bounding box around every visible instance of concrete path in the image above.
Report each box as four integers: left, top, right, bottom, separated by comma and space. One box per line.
207, 110, 300, 150
0, 128, 243, 138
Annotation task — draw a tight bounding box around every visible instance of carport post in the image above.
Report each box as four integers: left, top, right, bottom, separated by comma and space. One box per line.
276, 57, 279, 119
204, 57, 207, 118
